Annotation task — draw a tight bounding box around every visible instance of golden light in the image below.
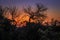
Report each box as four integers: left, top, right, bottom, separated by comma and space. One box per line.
3, 9, 56, 27
14, 13, 30, 27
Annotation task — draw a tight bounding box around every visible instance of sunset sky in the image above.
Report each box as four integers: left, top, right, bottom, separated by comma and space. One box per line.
0, 0, 60, 21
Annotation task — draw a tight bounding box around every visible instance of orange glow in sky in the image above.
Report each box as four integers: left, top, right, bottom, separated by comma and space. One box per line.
3, 7, 60, 27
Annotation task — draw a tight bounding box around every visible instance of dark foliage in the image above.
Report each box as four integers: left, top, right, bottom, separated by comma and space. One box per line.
0, 18, 60, 40
0, 5, 60, 40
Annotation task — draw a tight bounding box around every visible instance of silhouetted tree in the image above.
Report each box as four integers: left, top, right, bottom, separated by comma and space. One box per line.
51, 18, 59, 26
9, 7, 20, 26
24, 4, 47, 24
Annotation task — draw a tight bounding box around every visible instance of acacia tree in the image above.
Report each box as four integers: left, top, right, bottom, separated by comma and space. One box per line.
9, 7, 17, 20
9, 7, 20, 25
24, 4, 47, 24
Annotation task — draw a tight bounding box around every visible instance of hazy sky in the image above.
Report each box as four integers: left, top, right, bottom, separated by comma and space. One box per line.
0, 0, 60, 20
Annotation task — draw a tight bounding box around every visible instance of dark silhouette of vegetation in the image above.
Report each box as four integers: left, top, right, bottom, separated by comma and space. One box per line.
24, 4, 47, 23
0, 3, 60, 40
